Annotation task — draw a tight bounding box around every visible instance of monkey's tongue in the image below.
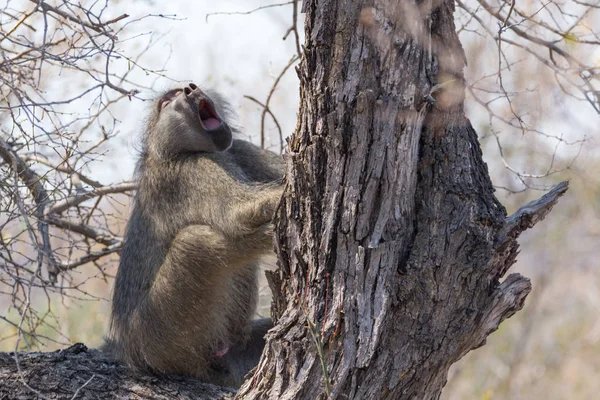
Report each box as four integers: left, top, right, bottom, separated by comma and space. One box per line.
198, 99, 222, 130
202, 117, 221, 130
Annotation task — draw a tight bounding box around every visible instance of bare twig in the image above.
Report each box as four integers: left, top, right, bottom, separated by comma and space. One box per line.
26, 0, 128, 37
244, 95, 285, 154
46, 216, 122, 247
205, 1, 294, 22
260, 55, 300, 149
46, 182, 136, 215
70, 374, 96, 400
0, 136, 57, 279
283, 0, 303, 57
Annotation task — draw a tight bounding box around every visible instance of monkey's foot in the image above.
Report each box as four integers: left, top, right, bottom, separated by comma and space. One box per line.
216, 345, 230, 358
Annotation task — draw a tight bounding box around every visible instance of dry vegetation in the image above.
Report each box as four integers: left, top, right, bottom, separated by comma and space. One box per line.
0, 1, 599, 399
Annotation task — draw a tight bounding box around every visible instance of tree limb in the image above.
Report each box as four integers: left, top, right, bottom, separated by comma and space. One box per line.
46, 182, 136, 215
0, 136, 57, 279
45, 216, 122, 247
500, 181, 569, 240
0, 344, 234, 399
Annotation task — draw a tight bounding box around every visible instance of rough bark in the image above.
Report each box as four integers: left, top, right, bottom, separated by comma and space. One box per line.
0, 344, 233, 399
0, 1, 568, 399
237, 1, 567, 399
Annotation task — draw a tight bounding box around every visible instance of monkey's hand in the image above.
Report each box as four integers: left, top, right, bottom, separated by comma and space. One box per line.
232, 186, 283, 233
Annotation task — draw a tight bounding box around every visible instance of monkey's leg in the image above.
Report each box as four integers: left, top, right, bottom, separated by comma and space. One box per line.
141, 225, 263, 376
226, 265, 259, 344
218, 318, 273, 387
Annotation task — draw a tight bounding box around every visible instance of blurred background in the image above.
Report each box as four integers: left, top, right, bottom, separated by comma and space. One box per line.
0, 1, 598, 399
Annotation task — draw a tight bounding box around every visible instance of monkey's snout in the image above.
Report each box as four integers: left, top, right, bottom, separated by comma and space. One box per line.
185, 83, 200, 96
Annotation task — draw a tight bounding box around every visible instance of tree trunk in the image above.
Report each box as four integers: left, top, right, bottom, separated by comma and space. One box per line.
0, 1, 567, 399
238, 1, 567, 399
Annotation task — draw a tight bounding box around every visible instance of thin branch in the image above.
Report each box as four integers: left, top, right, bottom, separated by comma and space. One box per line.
477, 0, 587, 68
260, 55, 300, 149
58, 246, 120, 272
0, 135, 57, 279
244, 95, 284, 154
283, 0, 303, 57
26, 0, 128, 37
22, 155, 103, 188
45, 216, 122, 247
205, 2, 294, 22
69, 374, 96, 400
45, 182, 136, 215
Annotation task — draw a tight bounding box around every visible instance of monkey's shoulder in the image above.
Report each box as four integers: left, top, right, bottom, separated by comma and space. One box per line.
226, 140, 284, 183
228, 139, 280, 159
186, 141, 281, 184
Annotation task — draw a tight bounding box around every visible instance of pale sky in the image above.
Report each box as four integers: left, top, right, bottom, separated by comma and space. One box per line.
15, 0, 598, 188
81, 0, 303, 182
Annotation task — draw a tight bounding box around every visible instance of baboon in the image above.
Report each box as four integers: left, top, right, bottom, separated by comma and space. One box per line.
106, 83, 284, 388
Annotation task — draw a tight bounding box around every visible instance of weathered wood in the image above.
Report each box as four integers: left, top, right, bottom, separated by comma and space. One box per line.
237, 1, 567, 399
0, 344, 233, 399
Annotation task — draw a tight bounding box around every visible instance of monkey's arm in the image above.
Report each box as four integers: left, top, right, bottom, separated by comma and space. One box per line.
153, 224, 266, 288
220, 185, 282, 242
230, 140, 284, 183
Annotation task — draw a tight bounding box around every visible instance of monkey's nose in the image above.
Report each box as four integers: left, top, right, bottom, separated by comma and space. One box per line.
184, 83, 201, 96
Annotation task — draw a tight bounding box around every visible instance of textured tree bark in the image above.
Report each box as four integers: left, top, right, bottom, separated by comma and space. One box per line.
237, 1, 567, 399
0, 1, 568, 399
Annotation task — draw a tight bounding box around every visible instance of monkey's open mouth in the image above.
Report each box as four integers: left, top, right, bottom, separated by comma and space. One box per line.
198, 100, 222, 131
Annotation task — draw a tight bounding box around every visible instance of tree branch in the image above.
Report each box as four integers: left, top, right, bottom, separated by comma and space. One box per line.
22, 155, 103, 188
45, 216, 122, 247
500, 181, 569, 240
0, 344, 234, 399
0, 136, 57, 279
58, 246, 120, 271
27, 0, 127, 37
467, 273, 532, 353
46, 182, 136, 215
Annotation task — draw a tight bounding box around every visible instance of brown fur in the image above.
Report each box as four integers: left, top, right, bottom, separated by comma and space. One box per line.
106, 84, 283, 387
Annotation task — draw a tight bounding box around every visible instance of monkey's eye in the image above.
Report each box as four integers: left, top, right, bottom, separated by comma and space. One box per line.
159, 90, 182, 110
